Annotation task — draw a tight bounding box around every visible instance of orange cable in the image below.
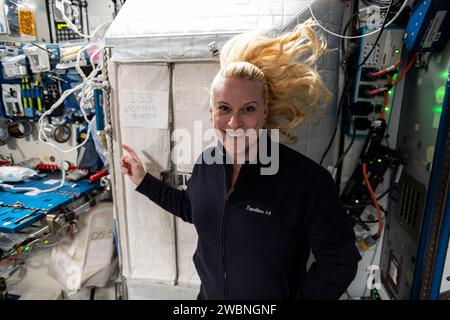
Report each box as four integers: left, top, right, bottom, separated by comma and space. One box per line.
393, 53, 417, 86
362, 163, 382, 238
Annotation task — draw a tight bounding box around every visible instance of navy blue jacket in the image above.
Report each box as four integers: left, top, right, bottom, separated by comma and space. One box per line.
136, 142, 361, 299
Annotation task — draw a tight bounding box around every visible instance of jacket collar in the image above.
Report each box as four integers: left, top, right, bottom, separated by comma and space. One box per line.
213, 134, 275, 169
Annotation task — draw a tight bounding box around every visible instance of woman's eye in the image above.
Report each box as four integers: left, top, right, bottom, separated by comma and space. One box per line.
244, 106, 256, 112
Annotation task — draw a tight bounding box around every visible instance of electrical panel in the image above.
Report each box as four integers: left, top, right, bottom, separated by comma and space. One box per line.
340, 142, 402, 223
379, 47, 450, 299
347, 27, 405, 136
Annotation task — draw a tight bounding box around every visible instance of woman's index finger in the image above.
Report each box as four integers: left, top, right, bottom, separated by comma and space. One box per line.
122, 144, 139, 159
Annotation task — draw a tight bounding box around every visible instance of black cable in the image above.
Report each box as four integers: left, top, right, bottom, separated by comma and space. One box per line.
377, 187, 392, 201
319, 79, 350, 166
44, 0, 54, 43
336, 57, 357, 191
30, 42, 53, 54
84, 1, 90, 36
319, 8, 359, 166
90, 287, 96, 300
335, 128, 357, 168
112, 0, 118, 16
341, 10, 365, 61
374, 204, 388, 215
336, 113, 346, 192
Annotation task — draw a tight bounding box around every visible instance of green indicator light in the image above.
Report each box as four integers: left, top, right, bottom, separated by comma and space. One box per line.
436, 86, 446, 104
393, 74, 399, 81
394, 49, 400, 55
355, 200, 359, 204
44, 240, 49, 244
24, 246, 30, 252
385, 107, 390, 112
439, 70, 448, 80
378, 159, 382, 163
433, 105, 442, 113
388, 90, 393, 96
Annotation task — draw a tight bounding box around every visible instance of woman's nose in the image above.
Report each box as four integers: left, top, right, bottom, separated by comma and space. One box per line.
227, 113, 242, 129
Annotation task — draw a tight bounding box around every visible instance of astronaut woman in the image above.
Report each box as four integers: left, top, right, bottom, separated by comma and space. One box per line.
120, 20, 361, 300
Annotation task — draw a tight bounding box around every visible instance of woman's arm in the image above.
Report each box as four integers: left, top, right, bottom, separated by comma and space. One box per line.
135, 172, 193, 223
121, 144, 193, 223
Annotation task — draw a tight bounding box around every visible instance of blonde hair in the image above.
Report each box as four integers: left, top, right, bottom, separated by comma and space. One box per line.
211, 19, 332, 144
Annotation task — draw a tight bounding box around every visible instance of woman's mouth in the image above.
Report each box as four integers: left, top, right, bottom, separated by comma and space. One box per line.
223, 129, 245, 138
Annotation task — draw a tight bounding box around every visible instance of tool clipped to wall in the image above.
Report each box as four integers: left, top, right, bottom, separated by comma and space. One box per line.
41, 73, 61, 113
7, 118, 33, 139
42, 122, 71, 143
0, 117, 33, 145
1, 54, 27, 79
20, 76, 34, 118
1, 84, 23, 117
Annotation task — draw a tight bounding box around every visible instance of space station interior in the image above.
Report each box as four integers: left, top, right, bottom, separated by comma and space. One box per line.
0, 0, 449, 301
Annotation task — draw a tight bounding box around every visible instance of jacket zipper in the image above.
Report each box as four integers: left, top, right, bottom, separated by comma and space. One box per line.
221, 198, 228, 299
220, 164, 231, 299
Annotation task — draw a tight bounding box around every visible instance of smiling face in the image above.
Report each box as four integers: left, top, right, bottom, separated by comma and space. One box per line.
210, 76, 268, 159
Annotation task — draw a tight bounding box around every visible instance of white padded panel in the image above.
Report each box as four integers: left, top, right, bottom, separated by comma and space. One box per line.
111, 63, 177, 283
105, 0, 310, 62
172, 63, 220, 173
175, 218, 200, 287
127, 279, 199, 300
